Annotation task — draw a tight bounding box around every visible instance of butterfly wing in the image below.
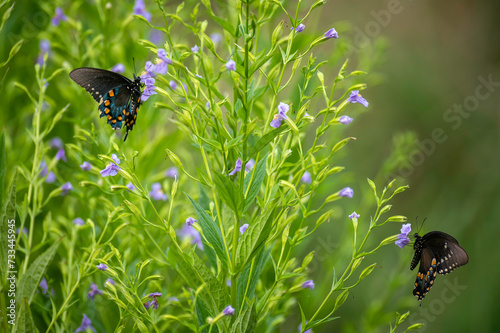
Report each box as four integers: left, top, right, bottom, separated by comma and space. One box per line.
69, 67, 132, 102
412, 247, 438, 301
123, 87, 142, 141
422, 231, 469, 275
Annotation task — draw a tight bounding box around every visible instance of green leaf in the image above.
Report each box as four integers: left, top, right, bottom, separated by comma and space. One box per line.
405, 323, 424, 332
331, 137, 354, 155
14, 298, 38, 333
0, 131, 5, 208
186, 194, 230, 269
248, 127, 287, 159
0, 39, 23, 68
200, 0, 235, 36
17, 238, 61, 304
195, 297, 217, 333
230, 298, 257, 333
243, 154, 267, 211
237, 248, 268, 311
213, 171, 244, 219
0, 169, 16, 281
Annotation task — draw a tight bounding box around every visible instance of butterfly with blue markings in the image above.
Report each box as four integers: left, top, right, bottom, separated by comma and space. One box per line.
69, 67, 144, 141
410, 231, 468, 301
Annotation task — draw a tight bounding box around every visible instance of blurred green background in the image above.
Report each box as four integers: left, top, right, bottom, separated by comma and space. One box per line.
1, 0, 498, 332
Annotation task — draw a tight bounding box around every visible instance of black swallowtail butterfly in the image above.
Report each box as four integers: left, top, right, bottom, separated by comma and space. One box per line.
410, 231, 468, 301
69, 67, 144, 141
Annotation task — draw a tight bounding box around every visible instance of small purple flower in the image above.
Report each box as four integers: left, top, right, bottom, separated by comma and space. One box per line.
298, 322, 312, 333
186, 217, 197, 227
295, 24, 305, 33
96, 263, 108, 271
61, 182, 72, 195
46, 171, 57, 184
100, 163, 120, 177
39, 160, 48, 177
150, 29, 163, 44
210, 32, 222, 44
226, 279, 231, 287
179, 224, 204, 250
223, 305, 235, 316
111, 154, 120, 164
149, 182, 168, 201
225, 59, 236, 71
165, 167, 178, 178
16, 227, 28, 235
395, 223, 411, 248
37, 39, 50, 66
191, 45, 199, 53
347, 90, 369, 107
270, 102, 289, 128
40, 278, 49, 294
133, 0, 151, 22
348, 212, 360, 220
51, 7, 67, 27
111, 63, 125, 73
324, 28, 339, 39
338, 187, 353, 198
195, 73, 203, 79
105, 278, 115, 285
73, 218, 85, 226
206, 101, 211, 110
240, 224, 249, 234
75, 314, 95, 333
126, 182, 136, 191
302, 280, 315, 290
145, 292, 162, 310
301, 171, 312, 184
153, 49, 172, 75
80, 161, 91, 171
169, 80, 178, 90
50, 137, 63, 149
87, 282, 103, 301
339, 115, 353, 125
229, 158, 242, 176
55, 148, 66, 162
245, 159, 255, 172
141, 77, 157, 101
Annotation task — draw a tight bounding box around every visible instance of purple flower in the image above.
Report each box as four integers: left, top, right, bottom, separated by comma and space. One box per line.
179, 224, 204, 250
395, 223, 411, 248
298, 322, 312, 333
186, 217, 197, 227
55, 148, 66, 162
96, 263, 108, 271
324, 28, 339, 39
302, 280, 315, 290
141, 76, 157, 101
46, 171, 57, 184
133, 0, 151, 21
152, 49, 172, 75
37, 39, 50, 66
87, 282, 103, 301
111, 63, 125, 73
110, 154, 120, 164
75, 314, 95, 333
229, 158, 242, 176
206, 101, 211, 110
240, 224, 249, 234
245, 159, 255, 172
338, 187, 353, 198
51, 7, 67, 26
100, 163, 120, 177
73, 218, 85, 226
126, 182, 136, 191
16, 227, 28, 235
165, 167, 178, 178
150, 29, 163, 44
61, 182, 72, 195
80, 161, 91, 171
191, 45, 199, 53
301, 171, 312, 184
223, 305, 235, 316
210, 32, 222, 44
149, 182, 168, 201
347, 90, 369, 107
39, 160, 48, 177
348, 212, 360, 220
40, 278, 49, 294
195, 73, 203, 79
50, 137, 63, 149
295, 24, 305, 33
169, 80, 177, 90
226, 279, 231, 287
145, 292, 162, 310
105, 278, 115, 285
270, 102, 289, 128
339, 115, 353, 124
225, 59, 236, 71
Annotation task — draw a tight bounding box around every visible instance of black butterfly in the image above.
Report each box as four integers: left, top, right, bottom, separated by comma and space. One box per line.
69, 67, 144, 141
410, 231, 468, 301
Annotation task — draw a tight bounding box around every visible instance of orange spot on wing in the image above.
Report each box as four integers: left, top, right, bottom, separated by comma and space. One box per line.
108, 89, 115, 97
104, 100, 110, 106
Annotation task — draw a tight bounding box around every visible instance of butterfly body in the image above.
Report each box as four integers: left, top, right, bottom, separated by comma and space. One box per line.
69, 67, 143, 141
410, 231, 468, 301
